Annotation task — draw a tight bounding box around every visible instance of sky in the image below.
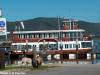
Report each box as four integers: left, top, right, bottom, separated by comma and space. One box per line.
0, 0, 100, 22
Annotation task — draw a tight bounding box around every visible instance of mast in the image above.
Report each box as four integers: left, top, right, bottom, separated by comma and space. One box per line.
58, 16, 63, 63
57, 16, 60, 40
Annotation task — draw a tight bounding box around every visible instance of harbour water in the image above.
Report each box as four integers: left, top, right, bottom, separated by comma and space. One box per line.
93, 39, 100, 63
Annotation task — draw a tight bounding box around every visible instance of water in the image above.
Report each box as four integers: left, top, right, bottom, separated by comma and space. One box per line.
93, 40, 100, 63
94, 40, 100, 52
95, 59, 100, 63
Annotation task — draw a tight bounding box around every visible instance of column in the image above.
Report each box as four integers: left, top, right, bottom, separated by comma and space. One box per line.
36, 44, 39, 52
69, 54, 76, 59
54, 54, 60, 60
87, 53, 91, 59
47, 55, 51, 61
93, 54, 96, 59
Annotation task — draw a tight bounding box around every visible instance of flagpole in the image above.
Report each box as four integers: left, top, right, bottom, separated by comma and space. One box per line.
58, 16, 63, 64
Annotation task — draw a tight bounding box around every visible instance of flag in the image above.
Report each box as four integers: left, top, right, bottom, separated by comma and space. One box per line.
20, 22, 25, 29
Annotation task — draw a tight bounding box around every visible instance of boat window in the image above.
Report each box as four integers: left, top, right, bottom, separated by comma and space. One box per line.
33, 45, 36, 50
70, 32, 73, 38
54, 33, 58, 38
49, 33, 51, 38
17, 45, 22, 50
69, 44, 72, 48
48, 44, 58, 50
12, 45, 17, 49
39, 44, 48, 51
65, 44, 68, 48
73, 44, 76, 48
27, 45, 31, 49
28, 34, 32, 38
81, 42, 92, 48
20, 45, 24, 50
78, 44, 80, 48
39, 44, 58, 51
73, 44, 80, 48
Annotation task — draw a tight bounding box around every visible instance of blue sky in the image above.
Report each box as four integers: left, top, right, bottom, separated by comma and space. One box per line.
0, 0, 100, 22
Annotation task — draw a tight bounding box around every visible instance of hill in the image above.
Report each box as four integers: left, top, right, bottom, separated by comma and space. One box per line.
7, 17, 100, 35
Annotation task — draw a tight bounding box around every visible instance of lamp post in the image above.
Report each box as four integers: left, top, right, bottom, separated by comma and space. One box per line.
60, 40, 63, 64
91, 48, 94, 64
25, 40, 28, 57
91, 40, 96, 64
76, 39, 78, 64
8, 50, 12, 64
22, 49, 25, 57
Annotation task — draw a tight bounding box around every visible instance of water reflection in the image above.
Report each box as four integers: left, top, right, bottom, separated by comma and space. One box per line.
92, 40, 100, 64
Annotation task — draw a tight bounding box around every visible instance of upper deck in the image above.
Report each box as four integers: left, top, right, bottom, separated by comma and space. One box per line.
7, 29, 85, 34
7, 19, 92, 43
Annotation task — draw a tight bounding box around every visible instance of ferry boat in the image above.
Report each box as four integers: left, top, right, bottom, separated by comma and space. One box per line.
9, 19, 93, 61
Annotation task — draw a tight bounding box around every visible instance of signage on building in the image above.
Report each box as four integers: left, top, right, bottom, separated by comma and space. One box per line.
0, 18, 7, 35
0, 9, 2, 16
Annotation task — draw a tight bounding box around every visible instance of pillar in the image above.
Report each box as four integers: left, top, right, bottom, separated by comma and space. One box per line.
36, 44, 39, 52
47, 55, 51, 61
87, 53, 91, 59
93, 54, 96, 59
69, 54, 76, 59
54, 54, 60, 60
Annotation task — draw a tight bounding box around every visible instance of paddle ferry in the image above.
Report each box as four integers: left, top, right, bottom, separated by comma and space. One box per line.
9, 19, 93, 61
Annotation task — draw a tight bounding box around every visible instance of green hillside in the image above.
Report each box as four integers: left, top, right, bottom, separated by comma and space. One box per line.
7, 17, 100, 35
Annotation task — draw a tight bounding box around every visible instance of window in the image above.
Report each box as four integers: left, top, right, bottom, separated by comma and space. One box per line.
73, 44, 76, 48
12, 45, 17, 49
33, 45, 36, 50
48, 44, 58, 50
17, 45, 22, 50
78, 44, 80, 48
69, 44, 72, 48
81, 42, 92, 48
65, 44, 68, 48
39, 34, 42, 38
73, 44, 80, 48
